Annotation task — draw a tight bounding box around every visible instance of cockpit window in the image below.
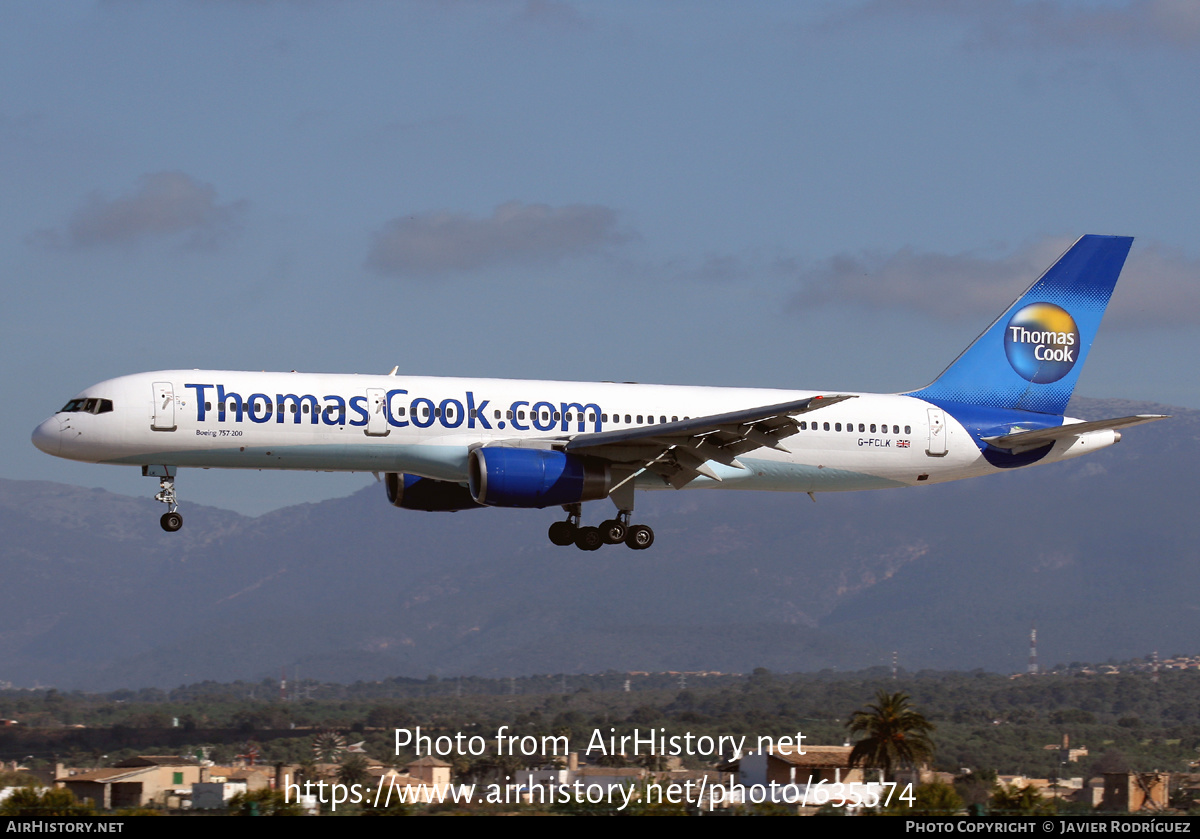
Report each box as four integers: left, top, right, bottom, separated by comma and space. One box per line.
59, 398, 114, 415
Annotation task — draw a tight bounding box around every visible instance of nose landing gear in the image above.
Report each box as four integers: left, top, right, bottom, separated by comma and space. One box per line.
160, 508, 183, 532
144, 465, 183, 532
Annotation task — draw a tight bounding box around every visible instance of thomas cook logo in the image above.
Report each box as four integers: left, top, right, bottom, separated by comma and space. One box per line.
1004, 303, 1079, 384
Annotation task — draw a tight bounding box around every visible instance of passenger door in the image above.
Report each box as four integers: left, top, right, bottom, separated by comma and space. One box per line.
365, 388, 390, 436
152, 382, 176, 431
925, 407, 947, 457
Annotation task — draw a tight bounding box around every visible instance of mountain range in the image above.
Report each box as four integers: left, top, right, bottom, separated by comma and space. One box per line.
1, 397, 1194, 691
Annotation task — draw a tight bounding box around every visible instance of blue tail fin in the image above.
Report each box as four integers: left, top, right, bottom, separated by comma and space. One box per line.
904, 234, 1133, 416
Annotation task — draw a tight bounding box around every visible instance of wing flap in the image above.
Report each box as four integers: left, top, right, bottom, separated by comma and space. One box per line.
565, 394, 855, 455
564, 393, 856, 490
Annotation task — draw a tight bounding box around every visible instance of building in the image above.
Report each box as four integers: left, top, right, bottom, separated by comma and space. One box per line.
1101, 773, 1170, 813
737, 745, 865, 787
59, 756, 201, 809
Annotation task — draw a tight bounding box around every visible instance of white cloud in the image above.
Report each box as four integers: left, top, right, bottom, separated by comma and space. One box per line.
822, 0, 1200, 50
366, 201, 630, 278
792, 237, 1072, 319
35, 171, 246, 250
516, 0, 591, 31
1108, 241, 1200, 327
790, 236, 1200, 327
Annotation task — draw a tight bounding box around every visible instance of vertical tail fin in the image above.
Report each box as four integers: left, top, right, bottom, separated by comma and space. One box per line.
904, 234, 1133, 416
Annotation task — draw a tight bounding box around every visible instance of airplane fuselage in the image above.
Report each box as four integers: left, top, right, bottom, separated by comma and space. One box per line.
32, 369, 1113, 494
30, 236, 1162, 546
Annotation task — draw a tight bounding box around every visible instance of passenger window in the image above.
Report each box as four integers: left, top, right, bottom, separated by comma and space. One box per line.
625, 415, 631, 424
637, 415, 643, 424
800, 421, 807, 430
870, 424, 876, 433
494, 410, 501, 419
835, 423, 842, 431
518, 411, 525, 419
823, 422, 830, 431
672, 416, 678, 422
648, 416, 655, 424
905, 425, 911, 434
858, 423, 865, 432
554, 412, 560, 421
893, 425, 899, 435
423, 406, 430, 417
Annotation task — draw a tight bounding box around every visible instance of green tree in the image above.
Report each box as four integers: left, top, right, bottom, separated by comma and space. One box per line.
846, 691, 935, 782
228, 788, 303, 816
900, 782, 964, 816
336, 753, 371, 788
990, 783, 1054, 815
954, 769, 997, 808
0, 770, 41, 789
0, 788, 95, 817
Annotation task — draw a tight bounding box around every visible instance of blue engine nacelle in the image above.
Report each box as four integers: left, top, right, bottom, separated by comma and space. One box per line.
385, 472, 482, 512
468, 447, 611, 508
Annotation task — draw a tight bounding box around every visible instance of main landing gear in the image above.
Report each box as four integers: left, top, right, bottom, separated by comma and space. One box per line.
548, 504, 654, 551
144, 465, 183, 532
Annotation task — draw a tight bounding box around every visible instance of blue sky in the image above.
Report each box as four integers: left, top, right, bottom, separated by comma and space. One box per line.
4, 0, 1198, 514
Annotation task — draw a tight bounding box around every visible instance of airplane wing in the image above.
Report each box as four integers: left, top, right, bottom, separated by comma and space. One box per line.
982, 414, 1169, 454
562, 395, 856, 489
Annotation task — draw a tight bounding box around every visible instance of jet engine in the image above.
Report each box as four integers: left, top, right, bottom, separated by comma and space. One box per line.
468, 447, 611, 508
385, 472, 482, 512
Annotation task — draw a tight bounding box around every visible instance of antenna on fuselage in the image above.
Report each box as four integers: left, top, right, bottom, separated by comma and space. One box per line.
387, 366, 399, 376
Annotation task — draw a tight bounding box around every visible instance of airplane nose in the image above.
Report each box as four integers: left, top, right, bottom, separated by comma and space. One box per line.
31, 417, 62, 456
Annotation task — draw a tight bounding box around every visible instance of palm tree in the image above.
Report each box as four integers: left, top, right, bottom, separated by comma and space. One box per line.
337, 754, 371, 788
991, 782, 1054, 815
845, 690, 935, 782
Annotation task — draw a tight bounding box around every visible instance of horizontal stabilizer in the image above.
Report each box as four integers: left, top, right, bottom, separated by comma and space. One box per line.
982, 414, 1169, 454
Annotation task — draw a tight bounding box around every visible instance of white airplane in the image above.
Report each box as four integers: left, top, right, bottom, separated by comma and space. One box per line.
32, 234, 1166, 550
